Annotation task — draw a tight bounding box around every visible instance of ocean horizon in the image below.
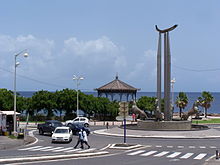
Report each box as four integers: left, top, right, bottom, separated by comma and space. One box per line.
18, 91, 220, 114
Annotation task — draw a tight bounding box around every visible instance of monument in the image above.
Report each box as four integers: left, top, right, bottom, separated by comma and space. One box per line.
155, 24, 178, 121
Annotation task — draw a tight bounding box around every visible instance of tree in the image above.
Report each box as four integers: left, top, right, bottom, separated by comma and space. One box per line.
137, 96, 157, 115
175, 92, 188, 118
198, 91, 214, 118
32, 90, 57, 120
0, 88, 14, 110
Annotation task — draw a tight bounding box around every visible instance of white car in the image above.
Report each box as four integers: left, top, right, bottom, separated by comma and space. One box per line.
51, 127, 73, 143
65, 117, 89, 127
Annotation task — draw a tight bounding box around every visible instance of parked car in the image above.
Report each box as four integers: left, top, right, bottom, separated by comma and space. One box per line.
37, 120, 63, 135
65, 117, 89, 127
51, 127, 73, 143
67, 123, 90, 135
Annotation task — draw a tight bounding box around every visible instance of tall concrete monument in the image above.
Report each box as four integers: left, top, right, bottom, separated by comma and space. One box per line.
156, 25, 177, 121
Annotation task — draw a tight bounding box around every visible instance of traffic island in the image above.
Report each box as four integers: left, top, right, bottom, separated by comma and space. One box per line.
109, 143, 142, 150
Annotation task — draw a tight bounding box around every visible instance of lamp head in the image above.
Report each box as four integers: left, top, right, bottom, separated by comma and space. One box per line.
23, 52, 29, 58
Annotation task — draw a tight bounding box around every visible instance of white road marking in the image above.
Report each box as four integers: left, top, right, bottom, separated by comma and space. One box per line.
194, 153, 207, 160
153, 151, 169, 157
155, 145, 162, 148
167, 152, 181, 158
18, 146, 42, 151
199, 146, 206, 149
41, 147, 64, 151
180, 153, 194, 159
64, 148, 81, 153
30, 146, 53, 151
177, 146, 184, 148
127, 150, 145, 156
52, 147, 74, 152
77, 148, 96, 153
189, 146, 196, 148
140, 151, 157, 156
210, 146, 217, 149
167, 146, 173, 148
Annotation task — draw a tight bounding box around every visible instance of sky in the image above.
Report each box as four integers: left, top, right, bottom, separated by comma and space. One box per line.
0, 0, 220, 92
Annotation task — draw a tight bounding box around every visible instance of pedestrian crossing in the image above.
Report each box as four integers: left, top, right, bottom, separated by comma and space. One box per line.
149, 145, 218, 149
18, 145, 96, 153
126, 150, 211, 161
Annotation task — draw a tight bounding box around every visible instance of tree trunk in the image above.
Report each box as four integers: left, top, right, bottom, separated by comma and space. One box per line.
205, 108, 207, 118
179, 108, 182, 118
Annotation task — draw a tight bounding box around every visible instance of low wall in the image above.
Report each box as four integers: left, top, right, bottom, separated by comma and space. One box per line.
137, 120, 192, 130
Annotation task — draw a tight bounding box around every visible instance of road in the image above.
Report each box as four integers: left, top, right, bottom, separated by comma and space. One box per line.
1, 125, 220, 165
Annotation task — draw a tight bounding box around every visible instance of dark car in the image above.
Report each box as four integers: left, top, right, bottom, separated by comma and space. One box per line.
37, 120, 63, 135
67, 123, 90, 135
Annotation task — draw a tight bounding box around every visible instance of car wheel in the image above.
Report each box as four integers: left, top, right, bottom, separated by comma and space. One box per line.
84, 123, 89, 127
39, 129, 44, 135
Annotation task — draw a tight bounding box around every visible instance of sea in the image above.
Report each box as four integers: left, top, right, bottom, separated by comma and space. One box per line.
18, 91, 220, 114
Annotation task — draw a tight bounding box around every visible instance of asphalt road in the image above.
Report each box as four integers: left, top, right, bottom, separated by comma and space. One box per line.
1, 125, 220, 165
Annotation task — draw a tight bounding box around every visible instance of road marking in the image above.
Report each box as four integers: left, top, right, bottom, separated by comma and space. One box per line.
153, 151, 169, 157
167, 146, 173, 148
155, 145, 162, 148
210, 146, 217, 149
52, 147, 74, 152
18, 146, 42, 150
189, 146, 196, 148
180, 153, 194, 159
41, 147, 64, 151
64, 148, 81, 153
140, 151, 157, 156
167, 152, 181, 158
177, 146, 184, 148
127, 150, 145, 156
30, 146, 53, 151
199, 146, 206, 149
77, 148, 96, 153
194, 153, 207, 160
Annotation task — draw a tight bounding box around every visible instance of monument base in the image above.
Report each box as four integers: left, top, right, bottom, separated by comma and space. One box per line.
137, 120, 192, 131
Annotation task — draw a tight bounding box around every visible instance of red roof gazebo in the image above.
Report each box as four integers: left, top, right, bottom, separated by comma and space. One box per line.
95, 75, 140, 101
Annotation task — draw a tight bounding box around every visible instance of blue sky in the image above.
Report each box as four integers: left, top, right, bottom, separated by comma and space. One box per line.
0, 0, 220, 92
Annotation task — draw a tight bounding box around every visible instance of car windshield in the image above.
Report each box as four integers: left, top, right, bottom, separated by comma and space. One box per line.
52, 122, 63, 127
54, 129, 69, 134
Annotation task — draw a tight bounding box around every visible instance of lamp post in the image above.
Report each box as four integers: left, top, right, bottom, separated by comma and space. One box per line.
73, 75, 84, 117
13, 50, 29, 136
171, 78, 176, 118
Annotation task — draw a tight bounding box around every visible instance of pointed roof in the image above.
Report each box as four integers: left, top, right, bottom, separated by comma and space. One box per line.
95, 75, 140, 92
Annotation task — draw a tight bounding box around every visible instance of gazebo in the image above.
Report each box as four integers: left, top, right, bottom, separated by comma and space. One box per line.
95, 75, 140, 101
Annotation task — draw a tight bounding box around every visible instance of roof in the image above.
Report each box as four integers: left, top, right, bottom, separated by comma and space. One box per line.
0, 111, 20, 115
95, 75, 140, 92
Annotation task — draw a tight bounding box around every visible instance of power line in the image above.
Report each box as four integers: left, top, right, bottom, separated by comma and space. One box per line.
0, 67, 68, 88
173, 65, 220, 72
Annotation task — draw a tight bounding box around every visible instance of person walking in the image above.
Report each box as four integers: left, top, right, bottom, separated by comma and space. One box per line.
82, 127, 90, 149
74, 129, 84, 149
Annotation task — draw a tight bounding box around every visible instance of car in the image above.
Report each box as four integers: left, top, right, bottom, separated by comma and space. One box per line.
51, 127, 73, 143
65, 117, 89, 127
67, 123, 90, 136
37, 120, 63, 135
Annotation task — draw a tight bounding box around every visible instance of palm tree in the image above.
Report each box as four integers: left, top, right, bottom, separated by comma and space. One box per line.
198, 91, 214, 118
175, 92, 188, 118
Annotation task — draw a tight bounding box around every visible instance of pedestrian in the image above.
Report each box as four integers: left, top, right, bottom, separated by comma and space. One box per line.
74, 129, 84, 149
82, 127, 90, 149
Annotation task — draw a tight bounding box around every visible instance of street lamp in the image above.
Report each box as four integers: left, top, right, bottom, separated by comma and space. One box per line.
73, 75, 84, 117
171, 78, 176, 117
13, 50, 29, 136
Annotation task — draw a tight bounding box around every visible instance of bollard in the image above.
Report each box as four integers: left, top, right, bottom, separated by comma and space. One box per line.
216, 150, 219, 159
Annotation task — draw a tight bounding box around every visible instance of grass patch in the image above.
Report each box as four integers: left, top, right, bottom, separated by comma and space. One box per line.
8, 135, 17, 139
192, 118, 220, 124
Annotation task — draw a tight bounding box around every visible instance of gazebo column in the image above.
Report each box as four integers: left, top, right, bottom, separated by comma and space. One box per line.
111, 93, 114, 101
119, 93, 122, 101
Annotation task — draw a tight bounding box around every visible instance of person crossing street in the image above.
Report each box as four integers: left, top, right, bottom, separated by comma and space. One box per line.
82, 127, 90, 149
74, 129, 84, 149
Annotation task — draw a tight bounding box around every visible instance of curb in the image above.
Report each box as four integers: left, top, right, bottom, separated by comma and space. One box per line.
94, 129, 220, 139
0, 151, 109, 164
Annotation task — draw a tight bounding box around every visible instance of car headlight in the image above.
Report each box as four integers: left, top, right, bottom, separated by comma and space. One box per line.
52, 135, 56, 138
64, 136, 69, 139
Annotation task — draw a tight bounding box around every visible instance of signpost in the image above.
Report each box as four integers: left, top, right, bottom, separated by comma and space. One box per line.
119, 102, 129, 143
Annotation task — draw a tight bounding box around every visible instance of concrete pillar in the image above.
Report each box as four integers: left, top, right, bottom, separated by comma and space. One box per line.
157, 33, 162, 112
